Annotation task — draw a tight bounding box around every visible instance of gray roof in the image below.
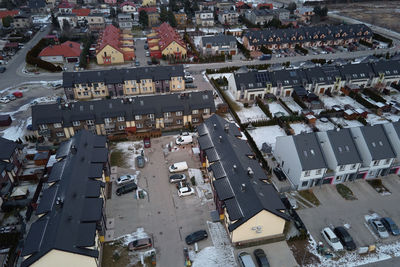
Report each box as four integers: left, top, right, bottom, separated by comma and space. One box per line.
326, 128, 362, 165
293, 132, 327, 171
63, 65, 184, 87
31, 91, 215, 129
0, 137, 20, 161
371, 60, 400, 77
21, 130, 107, 267
234, 71, 271, 91
338, 62, 375, 80
270, 69, 307, 87
198, 115, 290, 231
360, 125, 396, 160
28, 0, 45, 9
201, 35, 236, 47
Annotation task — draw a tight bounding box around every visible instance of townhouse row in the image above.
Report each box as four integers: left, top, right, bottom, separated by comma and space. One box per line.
31, 91, 215, 142
243, 24, 372, 51
62, 65, 185, 100
227, 59, 400, 101
274, 122, 400, 190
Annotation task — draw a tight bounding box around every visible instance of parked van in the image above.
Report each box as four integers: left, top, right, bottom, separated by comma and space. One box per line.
237, 252, 256, 267
169, 161, 188, 173
176, 135, 193, 145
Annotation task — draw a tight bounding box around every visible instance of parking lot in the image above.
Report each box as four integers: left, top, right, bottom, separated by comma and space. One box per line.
297, 176, 400, 250
105, 135, 216, 266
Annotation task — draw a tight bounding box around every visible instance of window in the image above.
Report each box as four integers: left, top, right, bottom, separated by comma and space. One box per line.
86, 120, 94, 126
136, 123, 143, 128
135, 115, 142, 120
203, 108, 210, 114
192, 118, 199, 123
53, 123, 62, 128
73, 121, 80, 127
176, 119, 183, 124
164, 112, 171, 118
39, 124, 48, 130
373, 160, 380, 166
176, 111, 183, 116
192, 109, 199, 115
147, 114, 154, 120
105, 118, 112, 124
339, 165, 345, 171
304, 170, 310, 177
302, 181, 308, 187
118, 125, 125, 130
117, 116, 125, 122
351, 164, 357, 170
56, 132, 65, 137
384, 159, 391, 165
316, 169, 322, 175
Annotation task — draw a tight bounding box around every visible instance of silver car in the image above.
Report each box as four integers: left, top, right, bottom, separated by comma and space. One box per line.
369, 219, 389, 238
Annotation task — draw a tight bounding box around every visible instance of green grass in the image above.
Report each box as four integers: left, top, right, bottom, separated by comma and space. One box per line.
110, 149, 128, 168
298, 189, 320, 206
336, 184, 357, 200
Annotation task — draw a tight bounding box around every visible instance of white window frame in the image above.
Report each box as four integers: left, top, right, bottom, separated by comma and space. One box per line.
86, 120, 94, 126
72, 121, 80, 127
117, 116, 125, 122
118, 125, 125, 130
56, 132, 65, 137
104, 118, 113, 124
135, 115, 142, 120
53, 123, 62, 128
136, 123, 143, 128
304, 170, 311, 177
176, 111, 183, 116
192, 109, 199, 115
164, 112, 171, 118
203, 108, 210, 114
39, 124, 48, 130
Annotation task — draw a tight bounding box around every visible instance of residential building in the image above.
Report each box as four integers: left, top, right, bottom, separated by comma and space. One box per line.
350, 125, 396, 179
295, 7, 314, 22
57, 14, 78, 30
11, 14, 32, 29
21, 130, 109, 267
195, 11, 214, 27
118, 13, 133, 30
303, 66, 342, 95
104, 0, 117, 4
381, 122, 400, 175
218, 10, 239, 26
198, 114, 290, 246
142, 0, 156, 6
235, 1, 252, 14
244, 9, 274, 26
63, 65, 185, 100
72, 8, 91, 25
316, 128, 363, 184
28, 0, 46, 12
174, 11, 187, 27
147, 11, 160, 27
58, 1, 75, 14
120, 1, 137, 13
337, 63, 375, 88
0, 10, 19, 21
274, 132, 328, 190
198, 1, 216, 11
87, 13, 105, 32
39, 41, 81, 63
370, 60, 400, 88
243, 24, 372, 51
31, 91, 215, 141
147, 23, 187, 59
0, 137, 23, 187
200, 34, 237, 56
95, 25, 134, 65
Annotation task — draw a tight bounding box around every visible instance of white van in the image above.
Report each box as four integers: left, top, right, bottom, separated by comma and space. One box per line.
176, 135, 193, 145
169, 161, 188, 173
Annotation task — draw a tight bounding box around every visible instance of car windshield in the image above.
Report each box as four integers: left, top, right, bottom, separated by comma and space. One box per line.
378, 226, 386, 232
171, 165, 176, 169
343, 236, 352, 242
178, 137, 183, 142
331, 237, 339, 243
391, 224, 399, 230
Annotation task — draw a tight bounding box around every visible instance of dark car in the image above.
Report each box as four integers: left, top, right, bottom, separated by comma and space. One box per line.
136, 155, 145, 168
381, 217, 400, 236
147, 61, 152, 65
144, 137, 151, 148
116, 182, 137, 196
184, 77, 193, 83
185, 230, 208, 245
273, 167, 286, 181
169, 173, 186, 183
0, 67, 6, 73
333, 226, 356, 251
253, 249, 270, 267
128, 238, 152, 251
185, 84, 197, 89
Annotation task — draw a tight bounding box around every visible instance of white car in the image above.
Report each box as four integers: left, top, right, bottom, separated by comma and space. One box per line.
369, 219, 389, 239
116, 174, 137, 186
321, 227, 344, 251
178, 186, 195, 197
0, 97, 10, 103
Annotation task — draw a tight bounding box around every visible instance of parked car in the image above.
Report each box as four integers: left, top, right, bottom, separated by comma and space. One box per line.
178, 186, 195, 197
143, 137, 151, 148
169, 173, 186, 183
333, 226, 356, 251
369, 219, 389, 238
0, 97, 10, 103
145, 51, 150, 57
380, 217, 400, 236
128, 238, 152, 251
169, 161, 188, 173
0, 67, 6, 73
144, 44, 149, 50
12, 91, 23, 98
185, 84, 197, 89
253, 249, 270, 267
238, 252, 256, 267
184, 77, 193, 83
116, 182, 137, 196
273, 167, 286, 181
136, 155, 145, 168
135, 60, 140, 66
116, 174, 137, 186
6, 95, 16, 101
321, 227, 343, 251
185, 230, 208, 245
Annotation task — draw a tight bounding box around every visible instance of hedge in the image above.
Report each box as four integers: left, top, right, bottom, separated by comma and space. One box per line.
359, 39, 373, 48
363, 88, 386, 103
349, 91, 375, 109
373, 33, 393, 47
26, 39, 62, 72
256, 97, 272, 119
292, 94, 307, 109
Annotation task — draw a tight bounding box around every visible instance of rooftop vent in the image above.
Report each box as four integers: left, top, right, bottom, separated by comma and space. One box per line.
56, 197, 64, 208
224, 124, 229, 133
247, 167, 254, 177
233, 164, 237, 171
213, 123, 217, 129
219, 135, 222, 142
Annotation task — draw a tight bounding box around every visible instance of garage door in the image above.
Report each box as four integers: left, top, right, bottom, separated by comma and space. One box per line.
67, 57, 78, 62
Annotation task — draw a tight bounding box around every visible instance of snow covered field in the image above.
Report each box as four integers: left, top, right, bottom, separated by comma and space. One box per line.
114, 141, 146, 170
366, 113, 389, 126
269, 102, 289, 117
248, 125, 287, 150
330, 118, 364, 128
320, 95, 366, 110
236, 105, 268, 123
281, 97, 303, 114
315, 120, 336, 132
290, 123, 313, 134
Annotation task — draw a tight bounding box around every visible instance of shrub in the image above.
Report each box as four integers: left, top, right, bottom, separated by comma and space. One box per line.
373, 33, 393, 47
190, 176, 196, 186
363, 88, 386, 103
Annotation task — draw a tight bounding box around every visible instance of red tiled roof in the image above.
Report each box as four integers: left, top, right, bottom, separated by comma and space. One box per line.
96, 25, 124, 54
120, 1, 136, 8
152, 23, 186, 52
257, 3, 273, 9
0, 10, 19, 19
236, 1, 252, 8
72, 8, 90, 17
138, 7, 157, 13
39, 41, 81, 58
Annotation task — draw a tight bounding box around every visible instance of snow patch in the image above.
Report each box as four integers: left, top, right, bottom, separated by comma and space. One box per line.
115, 141, 145, 169
248, 125, 287, 151
269, 102, 289, 117
315, 120, 336, 131
290, 123, 313, 134
113, 227, 149, 246
189, 168, 213, 205
236, 105, 268, 123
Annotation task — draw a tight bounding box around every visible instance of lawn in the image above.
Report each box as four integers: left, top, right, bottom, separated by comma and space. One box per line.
298, 189, 321, 206
335, 184, 357, 200
110, 149, 128, 168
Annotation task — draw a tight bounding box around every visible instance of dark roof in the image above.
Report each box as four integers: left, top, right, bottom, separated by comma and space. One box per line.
270, 69, 307, 87
63, 65, 184, 87
31, 91, 215, 130
198, 115, 290, 232
28, 0, 46, 9
338, 62, 375, 80
0, 137, 19, 161
293, 132, 327, 171
234, 71, 271, 91
22, 130, 108, 267
360, 125, 396, 160
201, 34, 236, 47
326, 128, 362, 165
371, 60, 400, 77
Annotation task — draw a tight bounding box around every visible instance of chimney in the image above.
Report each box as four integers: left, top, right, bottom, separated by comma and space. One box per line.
241, 183, 246, 191
70, 145, 77, 154
213, 123, 217, 129
233, 164, 237, 171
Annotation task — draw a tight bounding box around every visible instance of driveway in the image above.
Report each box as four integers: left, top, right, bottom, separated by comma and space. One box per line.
105, 135, 215, 266
297, 176, 400, 249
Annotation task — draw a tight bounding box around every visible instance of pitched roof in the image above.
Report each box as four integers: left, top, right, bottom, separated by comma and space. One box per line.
293, 132, 327, 171
201, 34, 236, 47
31, 91, 215, 129
360, 125, 396, 160
198, 115, 290, 231
152, 23, 186, 52
28, 0, 45, 9
58, 1, 75, 8
120, 1, 136, 7
21, 130, 107, 267
0, 137, 20, 161
96, 25, 123, 54
72, 8, 90, 17
138, 6, 157, 13
326, 128, 362, 165
371, 60, 400, 77
0, 10, 19, 19
39, 41, 81, 58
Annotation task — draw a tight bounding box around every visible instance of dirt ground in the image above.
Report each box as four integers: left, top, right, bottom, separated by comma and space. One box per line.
288, 239, 320, 266
329, 1, 400, 33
